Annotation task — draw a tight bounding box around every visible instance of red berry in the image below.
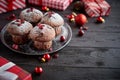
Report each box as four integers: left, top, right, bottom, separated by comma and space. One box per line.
52, 53, 59, 59
48, 11, 54, 17
75, 14, 87, 26
30, 7, 34, 11
10, 14, 16, 20
21, 19, 25, 23
17, 24, 21, 26
35, 67, 43, 74
38, 24, 44, 29
7, 14, 16, 20
60, 36, 65, 42
49, 48, 53, 52
78, 29, 84, 36
26, 9, 30, 13
43, 53, 51, 61
12, 44, 18, 50
69, 14, 75, 19
16, 19, 21, 22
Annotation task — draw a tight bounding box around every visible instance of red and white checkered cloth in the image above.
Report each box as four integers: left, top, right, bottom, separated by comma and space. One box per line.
28, 0, 73, 10
0, 0, 26, 14
0, 56, 32, 80
82, 0, 111, 17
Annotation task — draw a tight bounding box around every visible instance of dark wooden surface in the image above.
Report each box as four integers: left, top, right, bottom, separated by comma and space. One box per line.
0, 0, 120, 80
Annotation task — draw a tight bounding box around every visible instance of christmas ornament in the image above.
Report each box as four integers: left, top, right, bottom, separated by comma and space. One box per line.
73, 1, 84, 11
60, 36, 66, 42
78, 29, 84, 36
75, 14, 87, 26
12, 44, 18, 50
35, 67, 43, 74
43, 53, 51, 61
70, 18, 75, 22
96, 16, 105, 23
66, 12, 77, 22
41, 58, 46, 63
72, 12, 77, 16
42, 6, 49, 11
6, 14, 16, 20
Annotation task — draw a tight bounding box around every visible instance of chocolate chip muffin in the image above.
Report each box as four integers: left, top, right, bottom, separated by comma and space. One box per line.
29, 23, 55, 50
7, 19, 33, 44
40, 11, 64, 36
20, 8, 43, 24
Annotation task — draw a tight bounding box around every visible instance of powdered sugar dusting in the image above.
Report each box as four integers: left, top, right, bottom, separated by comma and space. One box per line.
20, 8, 43, 23
29, 24, 55, 41
41, 12, 64, 27
7, 19, 33, 35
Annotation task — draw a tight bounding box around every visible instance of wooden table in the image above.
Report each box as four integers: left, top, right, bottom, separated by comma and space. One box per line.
0, 0, 120, 80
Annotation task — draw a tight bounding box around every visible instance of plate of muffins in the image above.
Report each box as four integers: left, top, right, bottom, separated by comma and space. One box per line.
0, 8, 72, 55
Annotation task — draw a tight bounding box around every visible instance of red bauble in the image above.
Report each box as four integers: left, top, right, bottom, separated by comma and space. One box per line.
43, 53, 51, 61
35, 67, 43, 74
75, 14, 87, 26
96, 16, 105, 23
42, 6, 49, 11
42, 6, 46, 11
60, 36, 66, 42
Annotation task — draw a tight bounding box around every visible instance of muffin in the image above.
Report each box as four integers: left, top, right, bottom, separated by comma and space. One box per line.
29, 23, 55, 50
20, 8, 43, 24
40, 11, 64, 36
7, 19, 33, 44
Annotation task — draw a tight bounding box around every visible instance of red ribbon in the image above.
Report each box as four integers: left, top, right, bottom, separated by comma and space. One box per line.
6, 0, 15, 11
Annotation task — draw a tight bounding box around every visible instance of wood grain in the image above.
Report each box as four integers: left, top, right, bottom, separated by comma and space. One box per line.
0, 0, 120, 80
